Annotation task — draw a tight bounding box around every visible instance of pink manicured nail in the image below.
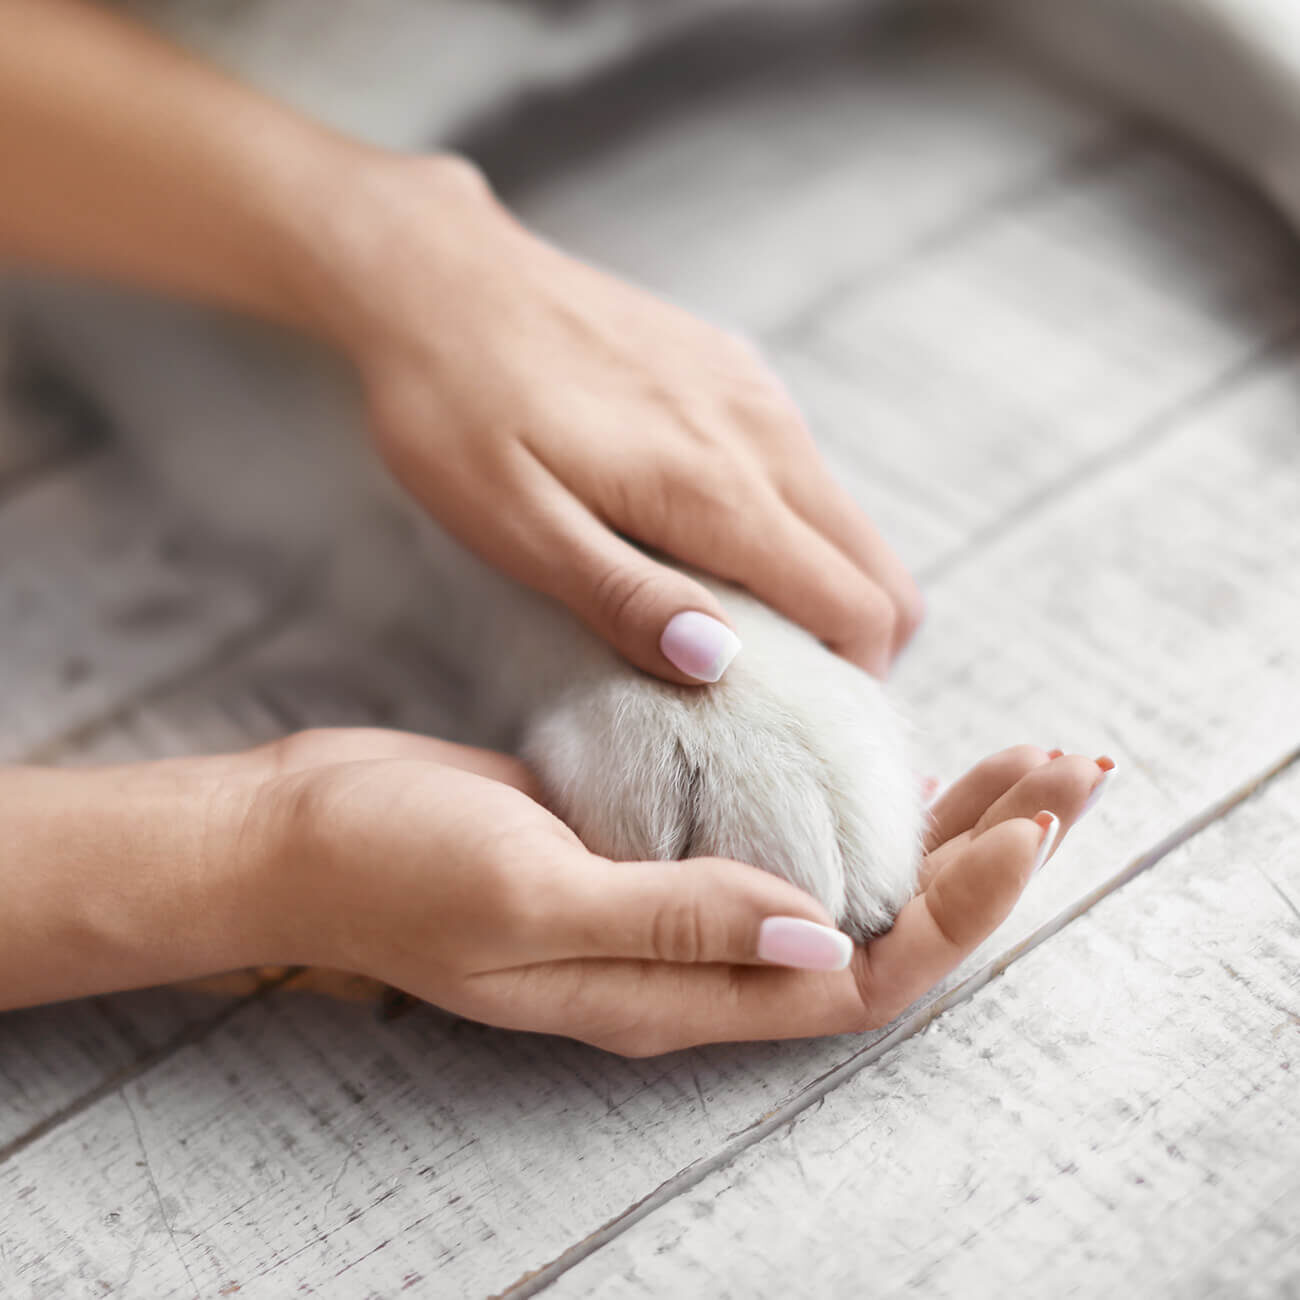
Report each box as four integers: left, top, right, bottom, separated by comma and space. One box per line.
1031, 811, 1060, 875
660, 611, 742, 683
1081, 755, 1117, 815
757, 917, 853, 972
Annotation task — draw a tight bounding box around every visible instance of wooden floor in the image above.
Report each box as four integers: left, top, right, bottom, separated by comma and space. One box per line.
2, 10, 1298, 1297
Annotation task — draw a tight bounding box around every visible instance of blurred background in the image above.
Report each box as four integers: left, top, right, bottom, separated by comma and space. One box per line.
2, 1, 1298, 1296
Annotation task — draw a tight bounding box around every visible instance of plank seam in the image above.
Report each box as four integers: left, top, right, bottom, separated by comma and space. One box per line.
0, 970, 301, 1168
766, 120, 1137, 349
22, 581, 312, 766
912, 319, 1300, 585
506, 742, 1300, 1298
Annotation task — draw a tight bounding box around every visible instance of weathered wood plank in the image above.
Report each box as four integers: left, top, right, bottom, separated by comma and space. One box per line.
515, 20, 1108, 335
545, 762, 1300, 1300
780, 141, 1300, 573
0, 609, 477, 1159
4, 271, 1299, 1300
4, 17, 1300, 1299
0, 325, 285, 1148
61, 613, 479, 767
0, 451, 276, 764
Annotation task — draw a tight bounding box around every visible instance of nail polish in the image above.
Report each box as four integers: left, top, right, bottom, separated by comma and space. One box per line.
660, 611, 742, 683
1031, 811, 1060, 875
1082, 756, 1117, 815
757, 917, 854, 972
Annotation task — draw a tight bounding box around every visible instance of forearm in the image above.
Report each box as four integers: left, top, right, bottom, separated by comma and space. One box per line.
0, 0, 385, 330
0, 758, 279, 1009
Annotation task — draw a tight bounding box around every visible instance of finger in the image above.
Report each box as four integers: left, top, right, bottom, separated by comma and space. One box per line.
856, 815, 1051, 1027
467, 818, 1045, 1053
526, 855, 853, 969
470, 811, 1060, 1054
703, 501, 902, 677
924, 745, 1052, 852
969, 753, 1108, 842
920, 752, 1108, 888
785, 470, 926, 660
475, 458, 744, 686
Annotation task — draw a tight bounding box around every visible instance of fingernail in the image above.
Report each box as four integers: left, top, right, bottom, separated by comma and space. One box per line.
1031, 811, 1060, 875
660, 611, 742, 683
757, 916, 853, 972
1081, 755, 1117, 815
1046, 749, 1064, 760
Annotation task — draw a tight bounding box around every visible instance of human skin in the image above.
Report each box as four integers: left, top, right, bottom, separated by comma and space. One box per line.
0, 735, 1108, 1052
0, 0, 922, 686
0, 0, 1112, 1047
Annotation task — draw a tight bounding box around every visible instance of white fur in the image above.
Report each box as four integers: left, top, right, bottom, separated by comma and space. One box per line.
521, 580, 922, 937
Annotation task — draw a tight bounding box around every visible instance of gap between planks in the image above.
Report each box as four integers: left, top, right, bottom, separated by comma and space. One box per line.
0, 971, 302, 1168
3, 243, 1297, 1181
766, 119, 1137, 351
505, 739, 1300, 1299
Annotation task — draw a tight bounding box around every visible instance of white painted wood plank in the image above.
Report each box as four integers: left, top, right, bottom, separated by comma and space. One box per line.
4, 19, 1300, 1297
545, 764, 1300, 1300
60, 613, 481, 767
0, 334, 283, 1147
0, 986, 272, 1155
779, 141, 1300, 573
0, 451, 272, 763
0, 599, 494, 1153
4, 301, 1299, 1300
517, 23, 1109, 335
0, 597, 488, 1148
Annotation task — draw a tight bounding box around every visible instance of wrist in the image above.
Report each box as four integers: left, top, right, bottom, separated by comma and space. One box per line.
284, 147, 507, 353
0, 756, 286, 1008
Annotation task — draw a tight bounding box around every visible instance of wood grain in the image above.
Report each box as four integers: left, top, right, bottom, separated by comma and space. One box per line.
4, 184, 1300, 1300
2, 14, 1299, 1298
546, 760, 1300, 1300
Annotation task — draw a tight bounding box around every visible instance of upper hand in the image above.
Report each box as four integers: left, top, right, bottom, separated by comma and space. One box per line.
245, 730, 1105, 1055
310, 155, 923, 684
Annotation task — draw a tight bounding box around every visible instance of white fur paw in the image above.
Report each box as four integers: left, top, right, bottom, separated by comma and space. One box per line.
521, 590, 924, 940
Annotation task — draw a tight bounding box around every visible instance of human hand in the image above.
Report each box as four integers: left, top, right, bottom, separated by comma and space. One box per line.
306, 155, 923, 685
249, 731, 1107, 1055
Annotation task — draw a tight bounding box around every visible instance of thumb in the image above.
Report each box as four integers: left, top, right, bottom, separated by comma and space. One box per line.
539, 856, 855, 972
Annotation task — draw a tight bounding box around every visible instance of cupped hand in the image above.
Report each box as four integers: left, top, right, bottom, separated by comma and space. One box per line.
248, 730, 1108, 1056
311, 155, 923, 684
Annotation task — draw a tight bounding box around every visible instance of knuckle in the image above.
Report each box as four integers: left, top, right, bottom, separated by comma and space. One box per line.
590, 565, 665, 640
849, 969, 890, 1034
649, 894, 706, 965
892, 584, 927, 645
839, 583, 897, 660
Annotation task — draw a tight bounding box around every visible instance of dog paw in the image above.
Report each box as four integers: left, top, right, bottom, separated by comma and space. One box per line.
521, 589, 924, 940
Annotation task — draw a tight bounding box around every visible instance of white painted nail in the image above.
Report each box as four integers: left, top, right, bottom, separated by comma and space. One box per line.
660, 611, 742, 683
757, 917, 854, 972
1081, 757, 1118, 816
1031, 812, 1060, 876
